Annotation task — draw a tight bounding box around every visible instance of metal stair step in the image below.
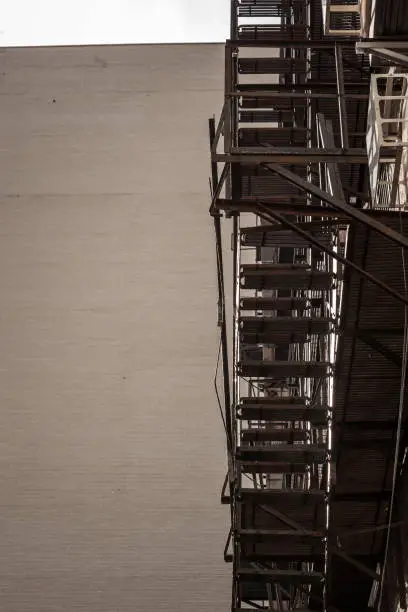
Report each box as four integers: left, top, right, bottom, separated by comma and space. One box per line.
239, 487, 325, 502
240, 316, 331, 333
240, 296, 319, 311
238, 583, 291, 602
243, 262, 310, 271
238, 19, 308, 30
238, 583, 325, 604
239, 126, 308, 147
240, 264, 334, 290
237, 567, 323, 584
242, 221, 336, 239
241, 428, 309, 442
238, 397, 327, 424
237, 4, 306, 19
238, 528, 324, 538
240, 460, 309, 474
239, 109, 295, 123
240, 94, 308, 110
237, 444, 326, 463
242, 222, 331, 247
238, 359, 330, 378
238, 57, 307, 75
241, 330, 311, 344
240, 314, 332, 344
242, 396, 308, 405
238, 531, 325, 559
241, 553, 324, 562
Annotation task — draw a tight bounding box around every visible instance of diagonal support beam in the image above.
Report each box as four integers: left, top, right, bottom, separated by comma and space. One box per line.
224, 526, 233, 563
263, 163, 408, 250
338, 520, 406, 538
370, 48, 408, 68
355, 330, 402, 368
240, 601, 266, 610
211, 105, 225, 155
210, 162, 230, 215
250, 204, 408, 306
221, 472, 230, 504
258, 504, 310, 533
331, 547, 383, 582
356, 42, 408, 69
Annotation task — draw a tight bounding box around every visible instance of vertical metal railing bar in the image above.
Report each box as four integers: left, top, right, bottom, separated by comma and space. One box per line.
334, 44, 350, 150
210, 118, 233, 450
233, 216, 241, 450
209, 119, 239, 591
224, 46, 233, 203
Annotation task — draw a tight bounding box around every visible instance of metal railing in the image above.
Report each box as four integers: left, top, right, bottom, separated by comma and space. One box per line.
367, 73, 408, 209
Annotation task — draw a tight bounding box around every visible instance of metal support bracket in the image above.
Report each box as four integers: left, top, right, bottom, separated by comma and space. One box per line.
355, 330, 402, 368
258, 504, 312, 534
263, 163, 408, 251
356, 42, 408, 69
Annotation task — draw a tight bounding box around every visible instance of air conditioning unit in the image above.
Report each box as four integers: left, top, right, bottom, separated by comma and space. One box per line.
321, 0, 362, 36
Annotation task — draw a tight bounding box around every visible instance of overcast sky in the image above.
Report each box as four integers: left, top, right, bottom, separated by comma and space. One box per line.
1, 0, 231, 47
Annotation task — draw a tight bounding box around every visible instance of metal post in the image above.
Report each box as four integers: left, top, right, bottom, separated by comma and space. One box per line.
334, 45, 349, 150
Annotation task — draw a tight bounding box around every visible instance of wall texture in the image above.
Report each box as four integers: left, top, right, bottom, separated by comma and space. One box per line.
0, 43, 230, 611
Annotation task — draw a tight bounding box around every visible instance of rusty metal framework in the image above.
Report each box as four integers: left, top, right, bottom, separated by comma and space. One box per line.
210, 1, 408, 612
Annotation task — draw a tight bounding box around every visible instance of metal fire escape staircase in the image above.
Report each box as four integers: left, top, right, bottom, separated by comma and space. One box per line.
210, 1, 408, 612
236, 231, 335, 610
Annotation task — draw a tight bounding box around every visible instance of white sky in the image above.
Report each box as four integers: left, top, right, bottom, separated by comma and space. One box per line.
1, 0, 231, 47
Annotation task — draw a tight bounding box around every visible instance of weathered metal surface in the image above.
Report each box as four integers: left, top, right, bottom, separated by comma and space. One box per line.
216, 1, 408, 610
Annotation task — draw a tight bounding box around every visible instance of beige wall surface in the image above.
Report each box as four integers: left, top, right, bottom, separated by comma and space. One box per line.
0, 43, 230, 611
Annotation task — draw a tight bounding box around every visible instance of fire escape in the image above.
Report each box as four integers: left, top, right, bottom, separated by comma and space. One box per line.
210, 1, 408, 611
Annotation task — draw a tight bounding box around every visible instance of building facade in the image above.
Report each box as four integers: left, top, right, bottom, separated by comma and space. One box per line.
0, 43, 230, 611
